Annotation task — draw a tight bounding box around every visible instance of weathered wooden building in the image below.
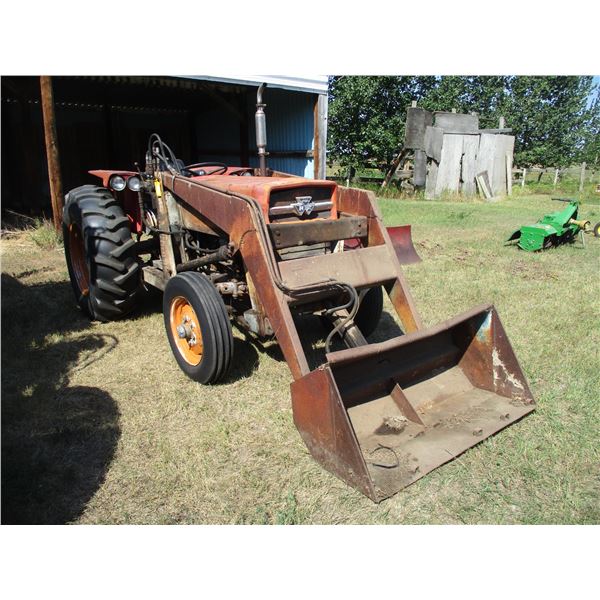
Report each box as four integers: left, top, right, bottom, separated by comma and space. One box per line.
1, 75, 328, 217
403, 106, 515, 199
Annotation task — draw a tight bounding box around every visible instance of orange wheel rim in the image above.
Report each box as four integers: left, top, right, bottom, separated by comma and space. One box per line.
169, 296, 204, 366
69, 223, 89, 295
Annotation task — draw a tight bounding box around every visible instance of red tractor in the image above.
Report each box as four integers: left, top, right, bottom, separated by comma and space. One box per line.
62, 85, 534, 502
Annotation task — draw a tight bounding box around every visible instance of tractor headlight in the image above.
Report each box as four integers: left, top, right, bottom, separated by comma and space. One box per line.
109, 175, 126, 191
127, 176, 141, 192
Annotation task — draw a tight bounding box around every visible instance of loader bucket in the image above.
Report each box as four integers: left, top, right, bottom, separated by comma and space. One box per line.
291, 304, 535, 502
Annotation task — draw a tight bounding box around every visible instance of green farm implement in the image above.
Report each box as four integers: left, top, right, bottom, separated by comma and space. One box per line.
507, 198, 591, 252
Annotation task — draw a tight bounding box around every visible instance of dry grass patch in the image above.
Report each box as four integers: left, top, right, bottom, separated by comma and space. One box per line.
1, 193, 599, 524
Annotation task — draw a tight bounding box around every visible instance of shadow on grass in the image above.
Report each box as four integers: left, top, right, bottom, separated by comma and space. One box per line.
1, 274, 120, 524
220, 336, 260, 383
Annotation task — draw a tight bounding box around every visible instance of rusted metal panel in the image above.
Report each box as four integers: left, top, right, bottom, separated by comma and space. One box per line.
291, 367, 376, 499
278, 245, 396, 289
386, 225, 422, 264
142, 266, 167, 291
297, 304, 536, 501
336, 186, 423, 333
268, 216, 367, 249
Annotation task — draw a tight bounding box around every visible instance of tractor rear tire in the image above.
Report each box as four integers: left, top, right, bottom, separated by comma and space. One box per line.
63, 185, 141, 321
163, 272, 233, 384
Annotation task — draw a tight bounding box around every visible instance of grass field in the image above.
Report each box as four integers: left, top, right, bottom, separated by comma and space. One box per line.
2, 194, 599, 524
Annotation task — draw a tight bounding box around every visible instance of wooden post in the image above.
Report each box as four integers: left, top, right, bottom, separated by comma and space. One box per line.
505, 151, 512, 195
522, 167, 527, 188
313, 94, 328, 180
499, 116, 506, 129
381, 147, 409, 189
579, 162, 586, 192
553, 168, 559, 187
40, 76, 63, 231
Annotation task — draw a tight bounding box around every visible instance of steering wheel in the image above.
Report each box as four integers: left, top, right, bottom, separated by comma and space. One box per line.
184, 162, 229, 176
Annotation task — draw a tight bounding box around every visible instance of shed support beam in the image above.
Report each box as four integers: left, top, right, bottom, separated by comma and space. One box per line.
313, 94, 328, 179
40, 76, 64, 231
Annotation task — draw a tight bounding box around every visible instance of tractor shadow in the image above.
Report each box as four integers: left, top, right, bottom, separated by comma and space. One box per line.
1, 274, 121, 524
221, 336, 260, 383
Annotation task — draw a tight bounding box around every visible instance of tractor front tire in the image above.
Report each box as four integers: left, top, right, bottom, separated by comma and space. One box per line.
163, 272, 233, 384
63, 185, 141, 321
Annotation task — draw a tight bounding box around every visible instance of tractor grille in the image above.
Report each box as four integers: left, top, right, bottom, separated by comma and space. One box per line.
268, 185, 335, 223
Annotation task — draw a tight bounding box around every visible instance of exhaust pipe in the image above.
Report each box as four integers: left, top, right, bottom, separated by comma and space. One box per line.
255, 83, 267, 176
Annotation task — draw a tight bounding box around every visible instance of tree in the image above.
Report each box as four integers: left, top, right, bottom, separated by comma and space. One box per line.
577, 90, 600, 167
327, 76, 599, 171
502, 76, 597, 167
419, 76, 509, 129
327, 76, 436, 173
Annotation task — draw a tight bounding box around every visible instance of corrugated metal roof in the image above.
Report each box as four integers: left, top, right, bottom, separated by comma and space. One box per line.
182, 75, 329, 95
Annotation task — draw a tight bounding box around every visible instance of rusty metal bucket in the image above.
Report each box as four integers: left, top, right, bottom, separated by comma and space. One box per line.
291, 304, 535, 502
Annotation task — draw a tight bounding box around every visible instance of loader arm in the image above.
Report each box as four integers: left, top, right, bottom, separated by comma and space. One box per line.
162, 174, 422, 380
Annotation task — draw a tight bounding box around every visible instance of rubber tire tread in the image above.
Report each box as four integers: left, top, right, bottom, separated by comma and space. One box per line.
163, 272, 233, 384
62, 185, 141, 321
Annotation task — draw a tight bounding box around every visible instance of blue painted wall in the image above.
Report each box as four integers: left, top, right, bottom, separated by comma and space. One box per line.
193, 87, 315, 177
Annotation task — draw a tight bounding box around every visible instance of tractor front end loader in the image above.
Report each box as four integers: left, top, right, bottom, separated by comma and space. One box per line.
63, 85, 535, 502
